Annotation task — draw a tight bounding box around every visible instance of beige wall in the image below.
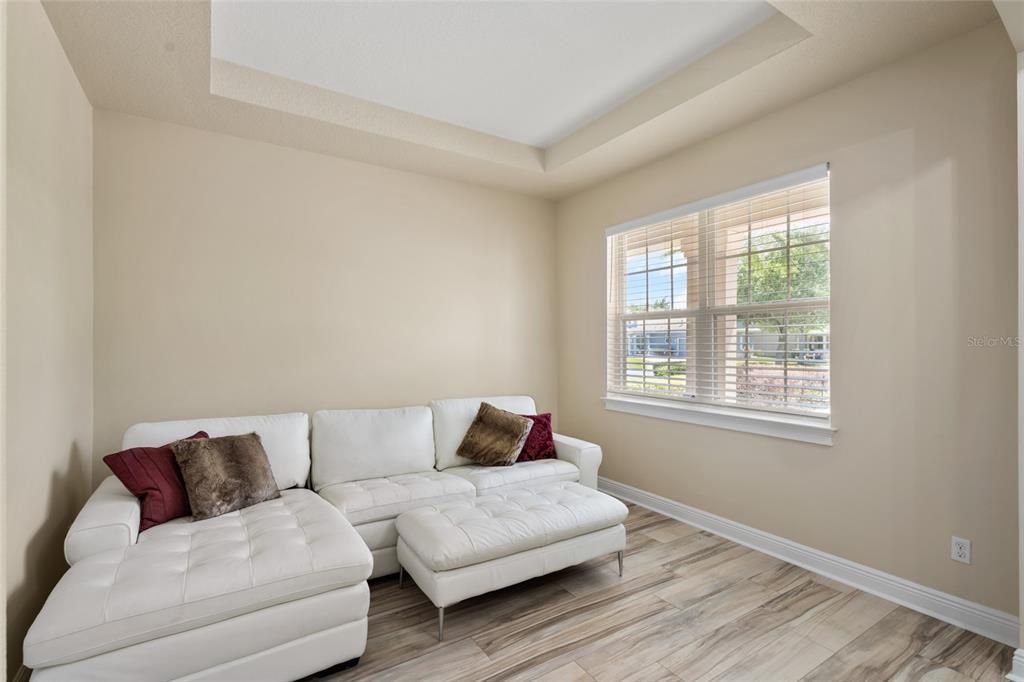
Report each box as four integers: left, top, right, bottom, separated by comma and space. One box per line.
556, 21, 1018, 613
92, 111, 557, 477
4, 0, 94, 675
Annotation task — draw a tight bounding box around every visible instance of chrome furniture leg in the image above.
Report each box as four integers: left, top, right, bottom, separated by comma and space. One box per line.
438, 606, 445, 641
617, 550, 624, 577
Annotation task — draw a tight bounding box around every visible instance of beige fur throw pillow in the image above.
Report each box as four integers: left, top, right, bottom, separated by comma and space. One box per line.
456, 402, 533, 466
172, 433, 280, 520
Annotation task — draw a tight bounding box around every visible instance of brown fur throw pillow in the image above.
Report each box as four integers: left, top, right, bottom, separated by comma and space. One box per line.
171, 433, 280, 520
456, 402, 533, 466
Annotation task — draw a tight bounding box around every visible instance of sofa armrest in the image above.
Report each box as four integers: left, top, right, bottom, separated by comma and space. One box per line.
553, 433, 602, 489
64, 476, 140, 565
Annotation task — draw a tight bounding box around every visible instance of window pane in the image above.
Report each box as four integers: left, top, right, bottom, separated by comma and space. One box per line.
713, 204, 750, 258
625, 231, 647, 273
672, 240, 689, 266
673, 214, 699, 264
672, 266, 688, 309
648, 239, 672, 270
785, 309, 830, 412
648, 269, 672, 311
623, 319, 645, 392
742, 313, 788, 407
716, 309, 830, 414
791, 214, 829, 243
790, 242, 830, 299
625, 272, 646, 312
663, 317, 688, 395
746, 250, 789, 303
621, 317, 689, 396
626, 251, 646, 274
720, 313, 789, 410
749, 215, 787, 253
724, 256, 745, 305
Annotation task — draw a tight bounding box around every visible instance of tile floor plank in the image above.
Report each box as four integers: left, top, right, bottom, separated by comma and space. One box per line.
889, 656, 974, 682
706, 630, 834, 682
660, 580, 841, 681
616, 662, 681, 682
794, 589, 899, 652
643, 521, 704, 544
800, 607, 953, 681
529, 661, 595, 682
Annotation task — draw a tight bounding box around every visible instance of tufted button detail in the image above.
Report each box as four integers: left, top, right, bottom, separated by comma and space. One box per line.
318, 471, 476, 525
396, 481, 629, 571
444, 459, 580, 495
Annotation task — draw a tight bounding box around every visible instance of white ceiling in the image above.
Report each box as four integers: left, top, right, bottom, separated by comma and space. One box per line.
210, 1, 777, 147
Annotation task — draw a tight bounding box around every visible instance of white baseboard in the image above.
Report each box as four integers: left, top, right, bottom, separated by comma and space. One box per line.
599, 476, 1020, 649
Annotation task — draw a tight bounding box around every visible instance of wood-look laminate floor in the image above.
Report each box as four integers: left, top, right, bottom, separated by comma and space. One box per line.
323, 503, 1012, 682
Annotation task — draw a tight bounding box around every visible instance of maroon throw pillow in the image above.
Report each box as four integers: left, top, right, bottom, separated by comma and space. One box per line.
103, 431, 208, 531
517, 413, 556, 462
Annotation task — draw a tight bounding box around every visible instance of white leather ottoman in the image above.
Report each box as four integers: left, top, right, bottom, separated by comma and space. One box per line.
395, 481, 628, 639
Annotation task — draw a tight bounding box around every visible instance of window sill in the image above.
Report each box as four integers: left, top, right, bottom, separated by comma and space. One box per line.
603, 395, 834, 446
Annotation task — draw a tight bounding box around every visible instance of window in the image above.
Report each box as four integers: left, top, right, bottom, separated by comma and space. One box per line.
606, 165, 831, 437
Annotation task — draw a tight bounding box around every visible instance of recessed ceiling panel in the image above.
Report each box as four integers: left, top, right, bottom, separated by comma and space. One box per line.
211, 1, 777, 147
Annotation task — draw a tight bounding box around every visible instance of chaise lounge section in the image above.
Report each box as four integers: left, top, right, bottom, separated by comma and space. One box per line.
25, 414, 374, 682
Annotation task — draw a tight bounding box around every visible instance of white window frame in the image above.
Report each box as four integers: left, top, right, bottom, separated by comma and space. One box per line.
604, 164, 835, 446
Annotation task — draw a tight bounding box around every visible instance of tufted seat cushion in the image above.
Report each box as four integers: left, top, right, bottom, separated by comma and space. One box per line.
318, 471, 475, 525
444, 458, 580, 495
24, 490, 372, 669
396, 481, 628, 571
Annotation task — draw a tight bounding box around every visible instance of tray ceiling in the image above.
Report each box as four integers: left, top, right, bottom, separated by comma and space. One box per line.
43, 1, 1000, 198
210, 1, 777, 147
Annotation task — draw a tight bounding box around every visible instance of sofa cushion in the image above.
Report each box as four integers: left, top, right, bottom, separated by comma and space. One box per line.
122, 413, 310, 490
445, 458, 580, 495
24, 489, 371, 669
430, 396, 537, 470
312, 407, 434, 490
318, 471, 475, 525
395, 481, 629, 571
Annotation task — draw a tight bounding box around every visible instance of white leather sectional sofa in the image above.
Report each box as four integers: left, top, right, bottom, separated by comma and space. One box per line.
24, 396, 603, 681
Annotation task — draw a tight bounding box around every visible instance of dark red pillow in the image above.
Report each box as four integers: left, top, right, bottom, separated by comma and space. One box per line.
517, 413, 556, 462
103, 431, 208, 531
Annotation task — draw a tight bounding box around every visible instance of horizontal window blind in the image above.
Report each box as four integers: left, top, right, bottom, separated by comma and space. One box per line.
607, 167, 830, 418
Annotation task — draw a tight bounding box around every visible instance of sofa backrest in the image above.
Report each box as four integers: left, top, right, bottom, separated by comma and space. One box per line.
311, 407, 435, 490
121, 412, 310, 490
429, 395, 537, 470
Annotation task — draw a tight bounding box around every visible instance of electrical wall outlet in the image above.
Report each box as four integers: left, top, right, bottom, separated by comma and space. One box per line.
951, 536, 971, 564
